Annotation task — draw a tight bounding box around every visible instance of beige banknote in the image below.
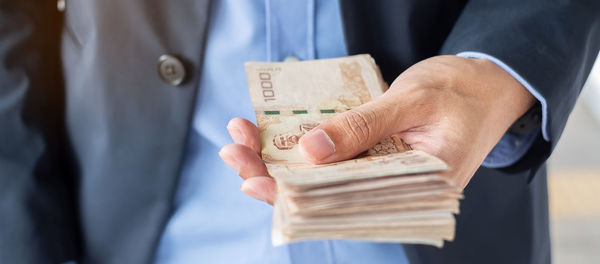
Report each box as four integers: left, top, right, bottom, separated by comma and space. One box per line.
247, 54, 392, 163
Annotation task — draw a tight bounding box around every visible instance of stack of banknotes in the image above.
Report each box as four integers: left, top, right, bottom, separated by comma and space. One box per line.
245, 54, 463, 248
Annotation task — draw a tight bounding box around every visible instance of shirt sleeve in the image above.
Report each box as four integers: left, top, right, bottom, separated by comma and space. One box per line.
457, 51, 549, 168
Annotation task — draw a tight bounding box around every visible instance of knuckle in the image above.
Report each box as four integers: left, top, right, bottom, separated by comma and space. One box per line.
340, 110, 375, 142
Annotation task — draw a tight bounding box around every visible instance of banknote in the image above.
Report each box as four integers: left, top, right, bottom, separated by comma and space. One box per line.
246, 54, 387, 162
272, 196, 456, 247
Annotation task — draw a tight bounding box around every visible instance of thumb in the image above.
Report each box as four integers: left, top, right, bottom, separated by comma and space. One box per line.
299, 99, 399, 164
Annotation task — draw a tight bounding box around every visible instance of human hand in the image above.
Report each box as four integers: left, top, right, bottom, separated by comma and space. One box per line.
219, 55, 535, 204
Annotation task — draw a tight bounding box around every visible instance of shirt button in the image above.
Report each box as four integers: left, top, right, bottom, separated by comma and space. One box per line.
157, 54, 186, 86
284, 56, 300, 62
57, 0, 66, 12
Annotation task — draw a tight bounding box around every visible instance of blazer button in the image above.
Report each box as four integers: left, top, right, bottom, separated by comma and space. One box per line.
157, 55, 186, 86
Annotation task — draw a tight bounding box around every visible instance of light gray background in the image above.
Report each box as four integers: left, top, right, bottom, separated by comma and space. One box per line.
548, 54, 600, 263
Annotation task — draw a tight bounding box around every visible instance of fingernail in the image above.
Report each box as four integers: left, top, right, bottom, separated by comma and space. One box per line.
241, 180, 267, 202
219, 149, 242, 173
299, 129, 336, 162
228, 127, 245, 144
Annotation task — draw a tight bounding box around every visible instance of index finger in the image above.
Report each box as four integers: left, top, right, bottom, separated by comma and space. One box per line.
227, 118, 262, 155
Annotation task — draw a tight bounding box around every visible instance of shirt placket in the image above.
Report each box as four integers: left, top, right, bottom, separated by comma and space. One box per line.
265, 0, 316, 62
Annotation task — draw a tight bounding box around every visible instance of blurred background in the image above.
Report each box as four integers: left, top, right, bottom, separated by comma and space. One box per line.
547, 53, 600, 263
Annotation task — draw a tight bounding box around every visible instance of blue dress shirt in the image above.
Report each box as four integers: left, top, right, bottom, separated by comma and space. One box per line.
154, 0, 548, 263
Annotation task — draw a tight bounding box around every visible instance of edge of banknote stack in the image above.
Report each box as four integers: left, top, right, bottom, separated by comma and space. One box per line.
245, 54, 464, 248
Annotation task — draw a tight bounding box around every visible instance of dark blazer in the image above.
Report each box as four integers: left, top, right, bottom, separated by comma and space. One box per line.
1, 0, 598, 263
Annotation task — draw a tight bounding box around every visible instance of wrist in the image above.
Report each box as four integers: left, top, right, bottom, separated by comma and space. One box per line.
466, 57, 536, 131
